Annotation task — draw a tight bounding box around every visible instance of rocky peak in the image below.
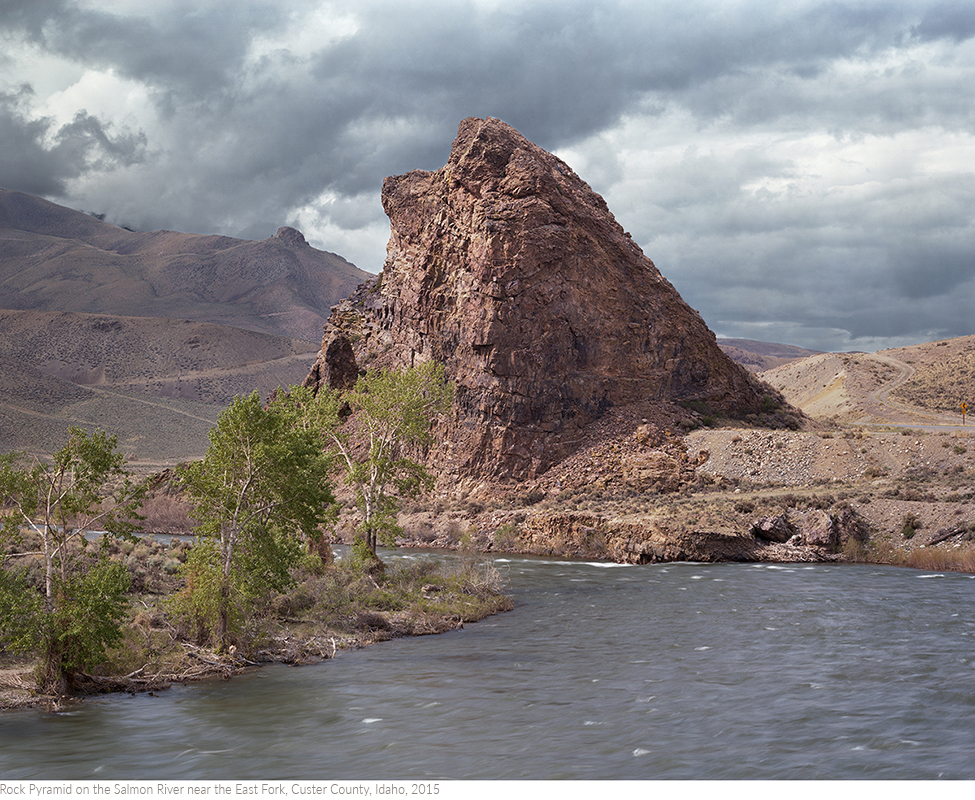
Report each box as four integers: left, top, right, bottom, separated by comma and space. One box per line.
305, 117, 780, 482
273, 226, 308, 247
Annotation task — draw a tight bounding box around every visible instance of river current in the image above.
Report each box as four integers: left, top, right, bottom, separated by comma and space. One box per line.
2, 554, 974, 780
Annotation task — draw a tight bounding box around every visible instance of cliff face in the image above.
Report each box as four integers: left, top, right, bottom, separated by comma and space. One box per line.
305, 117, 773, 481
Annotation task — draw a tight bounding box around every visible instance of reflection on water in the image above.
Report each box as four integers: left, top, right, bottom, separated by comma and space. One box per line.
2, 554, 974, 779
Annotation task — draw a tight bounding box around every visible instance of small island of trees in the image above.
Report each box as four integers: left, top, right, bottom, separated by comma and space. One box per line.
0, 362, 510, 705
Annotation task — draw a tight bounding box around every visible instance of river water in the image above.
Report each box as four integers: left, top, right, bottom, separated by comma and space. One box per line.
2, 554, 974, 780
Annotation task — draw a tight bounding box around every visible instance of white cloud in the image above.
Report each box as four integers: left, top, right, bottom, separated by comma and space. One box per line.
39, 67, 154, 131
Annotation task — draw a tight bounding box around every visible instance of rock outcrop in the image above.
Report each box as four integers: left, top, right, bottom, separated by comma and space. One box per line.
305, 117, 778, 482
751, 507, 868, 553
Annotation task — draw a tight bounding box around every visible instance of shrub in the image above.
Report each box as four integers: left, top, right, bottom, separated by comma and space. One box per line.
514, 489, 547, 508
493, 522, 521, 550
137, 494, 194, 533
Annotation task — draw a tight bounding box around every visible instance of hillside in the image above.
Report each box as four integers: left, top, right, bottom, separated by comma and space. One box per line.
888, 336, 975, 414
0, 310, 319, 466
718, 338, 822, 372
0, 188, 371, 342
760, 335, 975, 426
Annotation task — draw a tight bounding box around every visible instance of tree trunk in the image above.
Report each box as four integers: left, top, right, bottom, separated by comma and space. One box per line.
306, 533, 334, 566
216, 580, 230, 650
40, 627, 68, 696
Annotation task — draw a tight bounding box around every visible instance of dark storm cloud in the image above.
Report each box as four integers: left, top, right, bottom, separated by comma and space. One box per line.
0, 0, 70, 39
1, 0, 973, 350
0, 85, 145, 196
912, 1, 975, 42
6, 0, 941, 198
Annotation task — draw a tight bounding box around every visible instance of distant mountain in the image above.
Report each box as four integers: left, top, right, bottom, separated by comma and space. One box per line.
0, 188, 371, 342
0, 309, 320, 465
718, 338, 823, 372
0, 188, 371, 462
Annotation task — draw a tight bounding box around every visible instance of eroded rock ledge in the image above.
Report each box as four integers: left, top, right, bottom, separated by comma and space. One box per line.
511, 507, 865, 564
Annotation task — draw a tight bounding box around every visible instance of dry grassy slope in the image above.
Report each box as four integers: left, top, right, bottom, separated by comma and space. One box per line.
0, 188, 371, 342
759, 335, 975, 426
887, 335, 975, 414
0, 310, 320, 466
759, 352, 897, 421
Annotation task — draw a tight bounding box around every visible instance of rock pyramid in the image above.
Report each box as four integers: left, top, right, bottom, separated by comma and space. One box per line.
305, 117, 775, 480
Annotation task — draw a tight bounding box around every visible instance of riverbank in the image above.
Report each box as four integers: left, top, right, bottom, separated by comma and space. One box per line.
0, 546, 512, 712
387, 424, 975, 571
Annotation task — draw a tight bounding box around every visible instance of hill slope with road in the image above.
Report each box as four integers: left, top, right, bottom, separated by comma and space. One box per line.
760, 335, 975, 428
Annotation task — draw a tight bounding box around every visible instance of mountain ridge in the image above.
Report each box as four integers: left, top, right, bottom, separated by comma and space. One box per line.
0, 187, 370, 342
718, 338, 823, 372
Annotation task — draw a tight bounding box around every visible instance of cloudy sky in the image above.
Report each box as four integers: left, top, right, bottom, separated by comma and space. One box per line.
1, 0, 973, 352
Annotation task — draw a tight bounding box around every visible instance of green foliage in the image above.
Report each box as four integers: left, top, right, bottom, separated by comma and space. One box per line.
167, 538, 240, 645
347, 535, 381, 574
0, 567, 43, 656
314, 362, 454, 562
0, 555, 131, 693
174, 391, 336, 648
0, 428, 143, 596
43, 560, 130, 686
0, 428, 143, 692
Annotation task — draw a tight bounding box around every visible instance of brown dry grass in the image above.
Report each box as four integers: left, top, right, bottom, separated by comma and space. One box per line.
0, 309, 327, 464
902, 546, 975, 572
891, 343, 975, 413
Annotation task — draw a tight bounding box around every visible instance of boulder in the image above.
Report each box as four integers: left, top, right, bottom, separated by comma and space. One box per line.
621, 450, 683, 491
751, 514, 797, 544
796, 509, 841, 550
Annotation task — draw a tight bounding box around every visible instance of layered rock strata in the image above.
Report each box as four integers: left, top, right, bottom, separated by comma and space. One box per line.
305, 117, 774, 481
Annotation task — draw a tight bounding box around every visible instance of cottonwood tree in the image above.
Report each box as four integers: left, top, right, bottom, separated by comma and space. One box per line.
174, 391, 336, 649
0, 427, 143, 693
309, 361, 453, 565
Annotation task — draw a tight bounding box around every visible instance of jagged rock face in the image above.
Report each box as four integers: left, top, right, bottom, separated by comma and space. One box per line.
306, 117, 769, 480
274, 226, 308, 246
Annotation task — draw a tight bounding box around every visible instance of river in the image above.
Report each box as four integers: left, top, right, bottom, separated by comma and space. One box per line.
2, 554, 974, 780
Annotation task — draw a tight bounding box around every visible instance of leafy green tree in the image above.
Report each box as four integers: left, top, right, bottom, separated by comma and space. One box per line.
0, 427, 143, 693
0, 566, 43, 656
174, 391, 336, 649
314, 361, 453, 564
